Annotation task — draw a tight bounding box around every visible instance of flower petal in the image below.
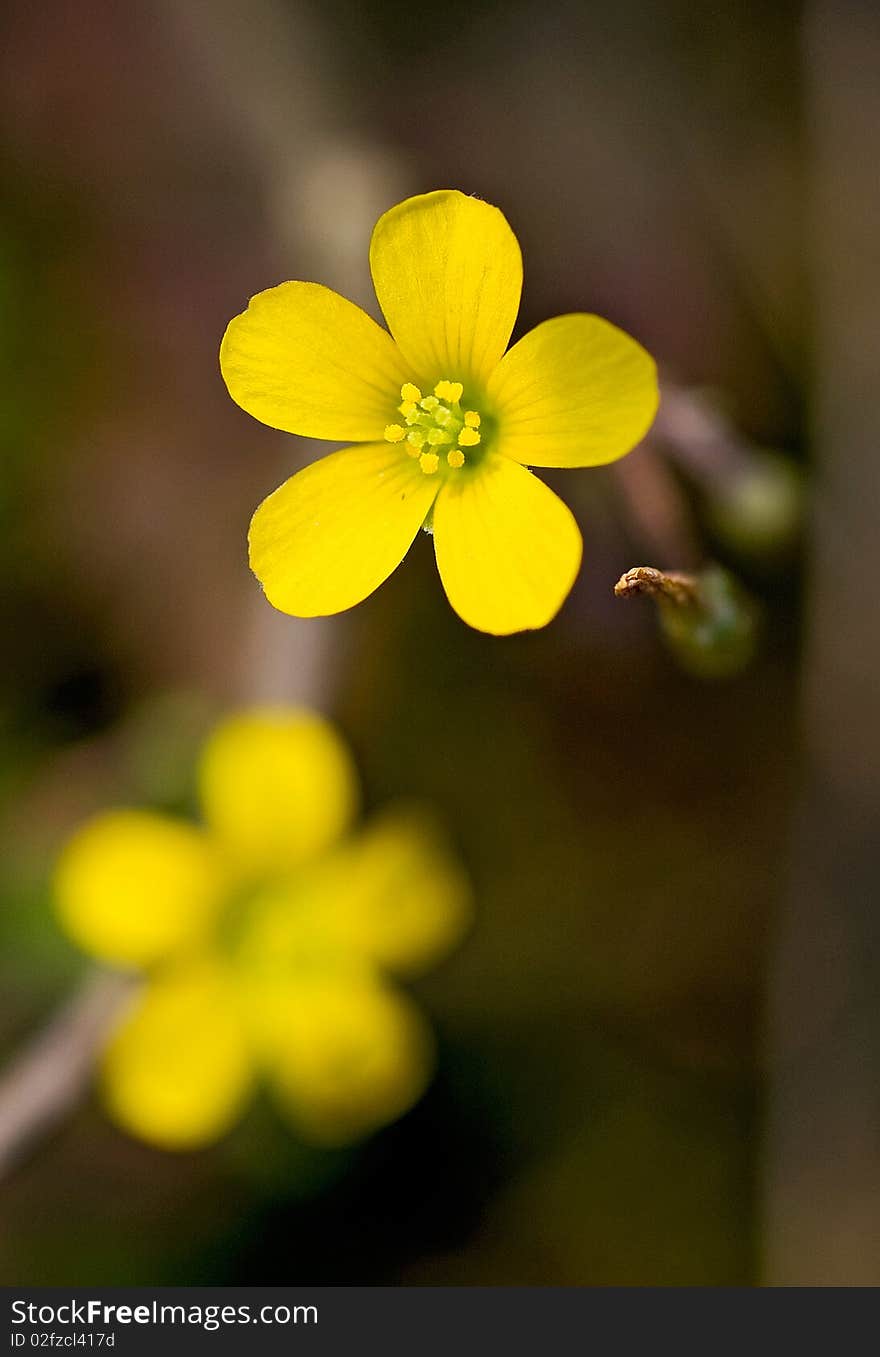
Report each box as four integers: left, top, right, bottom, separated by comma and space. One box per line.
433, 453, 583, 634
487, 314, 659, 467
311, 810, 472, 977
252, 967, 433, 1146
54, 810, 224, 969
101, 960, 254, 1149
249, 442, 439, 618
370, 190, 522, 389
198, 708, 358, 877
220, 282, 408, 441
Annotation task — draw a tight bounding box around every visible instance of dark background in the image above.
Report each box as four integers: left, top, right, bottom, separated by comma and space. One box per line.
1, 0, 877, 1286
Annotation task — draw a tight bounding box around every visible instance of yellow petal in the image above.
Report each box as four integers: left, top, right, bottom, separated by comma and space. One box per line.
313, 811, 472, 977
54, 810, 224, 969
487, 314, 659, 467
253, 968, 433, 1147
199, 708, 358, 877
220, 282, 408, 441
369, 190, 522, 389
433, 453, 583, 634
249, 442, 439, 618
101, 961, 254, 1149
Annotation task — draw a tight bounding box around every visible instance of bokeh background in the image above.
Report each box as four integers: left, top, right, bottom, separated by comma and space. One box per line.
1, 0, 878, 1286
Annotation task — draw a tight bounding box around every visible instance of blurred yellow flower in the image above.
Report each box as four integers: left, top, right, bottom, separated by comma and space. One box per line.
53, 708, 471, 1150
221, 189, 659, 636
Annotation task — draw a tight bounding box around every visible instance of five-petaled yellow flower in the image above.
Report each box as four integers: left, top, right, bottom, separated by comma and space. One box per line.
221, 189, 659, 635
53, 708, 470, 1150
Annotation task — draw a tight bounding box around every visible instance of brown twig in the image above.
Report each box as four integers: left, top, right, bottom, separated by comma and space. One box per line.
652, 381, 753, 486
0, 970, 134, 1178
613, 380, 767, 578
763, 0, 880, 1286
611, 441, 702, 569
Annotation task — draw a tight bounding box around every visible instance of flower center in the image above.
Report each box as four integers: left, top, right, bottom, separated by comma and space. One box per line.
384, 381, 483, 476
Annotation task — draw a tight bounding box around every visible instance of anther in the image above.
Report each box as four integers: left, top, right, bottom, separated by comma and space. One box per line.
434, 380, 463, 403
392, 378, 484, 471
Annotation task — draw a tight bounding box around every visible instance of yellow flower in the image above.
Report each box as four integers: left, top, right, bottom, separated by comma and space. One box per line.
53, 708, 471, 1150
221, 189, 659, 635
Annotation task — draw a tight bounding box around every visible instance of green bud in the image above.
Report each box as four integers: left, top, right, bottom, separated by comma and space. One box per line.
658, 566, 758, 679
707, 452, 804, 561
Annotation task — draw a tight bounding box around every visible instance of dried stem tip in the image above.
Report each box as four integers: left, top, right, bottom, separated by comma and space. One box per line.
614, 563, 758, 679
614, 566, 701, 609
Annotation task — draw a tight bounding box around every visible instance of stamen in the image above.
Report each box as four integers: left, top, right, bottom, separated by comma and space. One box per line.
391, 377, 485, 472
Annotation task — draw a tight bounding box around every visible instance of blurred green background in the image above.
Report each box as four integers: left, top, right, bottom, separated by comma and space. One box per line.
3, 0, 873, 1287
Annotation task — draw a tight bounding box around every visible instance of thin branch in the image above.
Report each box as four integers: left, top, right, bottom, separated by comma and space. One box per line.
652, 381, 753, 486
762, 0, 880, 1285
0, 970, 134, 1178
612, 441, 702, 569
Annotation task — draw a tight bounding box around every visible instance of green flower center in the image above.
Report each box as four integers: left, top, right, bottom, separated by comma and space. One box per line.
384, 380, 486, 475
215, 873, 331, 978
